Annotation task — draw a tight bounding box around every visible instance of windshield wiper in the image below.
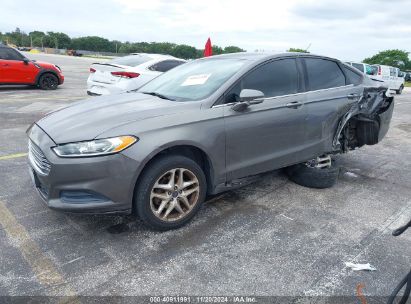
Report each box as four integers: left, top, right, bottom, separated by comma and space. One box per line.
141, 91, 175, 101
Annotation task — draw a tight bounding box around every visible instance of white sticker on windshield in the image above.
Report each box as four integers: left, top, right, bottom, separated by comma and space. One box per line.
181, 74, 211, 86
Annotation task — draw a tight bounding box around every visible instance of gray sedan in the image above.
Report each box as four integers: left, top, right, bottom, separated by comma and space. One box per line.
27, 52, 394, 230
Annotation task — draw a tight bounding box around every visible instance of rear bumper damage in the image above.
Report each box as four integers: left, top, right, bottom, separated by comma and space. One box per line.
333, 86, 394, 152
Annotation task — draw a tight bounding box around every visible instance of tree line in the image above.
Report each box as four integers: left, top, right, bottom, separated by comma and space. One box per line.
287, 48, 410, 70
1, 28, 409, 68
0, 28, 245, 59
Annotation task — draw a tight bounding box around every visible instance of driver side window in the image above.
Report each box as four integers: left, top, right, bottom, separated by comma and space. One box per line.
0, 48, 25, 61
225, 58, 299, 103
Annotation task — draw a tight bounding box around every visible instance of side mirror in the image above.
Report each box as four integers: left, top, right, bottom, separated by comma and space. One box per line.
239, 89, 264, 102
23, 58, 30, 65
231, 89, 265, 112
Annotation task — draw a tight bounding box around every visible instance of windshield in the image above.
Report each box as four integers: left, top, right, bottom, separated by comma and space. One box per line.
138, 58, 246, 101
110, 54, 151, 67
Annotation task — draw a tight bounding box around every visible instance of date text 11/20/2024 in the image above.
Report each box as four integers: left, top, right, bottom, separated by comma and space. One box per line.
149, 296, 257, 303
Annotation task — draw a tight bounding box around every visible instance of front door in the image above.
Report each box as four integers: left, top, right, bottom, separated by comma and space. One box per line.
223, 58, 308, 181
0, 47, 38, 84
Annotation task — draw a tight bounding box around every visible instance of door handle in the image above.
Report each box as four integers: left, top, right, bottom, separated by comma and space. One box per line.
1, 63, 9, 67
286, 101, 303, 109
347, 93, 361, 99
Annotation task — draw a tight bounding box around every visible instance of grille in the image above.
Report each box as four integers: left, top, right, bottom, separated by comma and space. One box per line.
28, 140, 51, 175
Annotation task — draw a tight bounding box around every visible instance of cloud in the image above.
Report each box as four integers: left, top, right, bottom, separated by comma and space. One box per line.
1, 0, 410, 61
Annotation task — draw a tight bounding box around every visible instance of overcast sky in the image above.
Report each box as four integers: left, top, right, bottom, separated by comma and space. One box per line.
1, 0, 410, 61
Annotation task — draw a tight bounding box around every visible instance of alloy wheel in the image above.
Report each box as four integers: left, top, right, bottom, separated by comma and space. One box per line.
40, 75, 58, 89
150, 168, 200, 222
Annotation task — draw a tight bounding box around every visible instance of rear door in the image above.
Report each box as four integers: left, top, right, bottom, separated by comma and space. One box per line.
223, 57, 308, 180
0, 47, 38, 84
302, 57, 363, 155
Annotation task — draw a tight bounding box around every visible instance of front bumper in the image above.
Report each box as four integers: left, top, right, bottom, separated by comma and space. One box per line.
27, 124, 139, 214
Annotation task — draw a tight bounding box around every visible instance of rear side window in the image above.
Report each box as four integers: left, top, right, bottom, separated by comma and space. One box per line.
150, 60, 185, 72
304, 58, 346, 90
342, 66, 362, 85
0, 48, 25, 60
110, 55, 151, 67
352, 63, 364, 72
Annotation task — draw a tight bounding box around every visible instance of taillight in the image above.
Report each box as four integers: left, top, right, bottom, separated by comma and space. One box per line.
111, 71, 140, 78
90, 67, 96, 73
378, 66, 381, 75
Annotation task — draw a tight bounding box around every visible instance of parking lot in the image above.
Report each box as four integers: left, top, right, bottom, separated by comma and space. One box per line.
0, 53, 410, 302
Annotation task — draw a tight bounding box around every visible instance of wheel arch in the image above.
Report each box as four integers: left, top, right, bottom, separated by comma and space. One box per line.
35, 69, 61, 85
131, 143, 216, 212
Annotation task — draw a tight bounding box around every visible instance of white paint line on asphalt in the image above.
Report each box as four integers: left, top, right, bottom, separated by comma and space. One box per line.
0, 200, 78, 298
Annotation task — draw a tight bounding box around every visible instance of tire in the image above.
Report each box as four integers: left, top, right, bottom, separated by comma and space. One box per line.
38, 73, 59, 90
134, 155, 207, 231
286, 159, 340, 189
396, 85, 403, 95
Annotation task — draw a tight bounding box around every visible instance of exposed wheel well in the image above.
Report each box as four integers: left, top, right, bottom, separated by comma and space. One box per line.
36, 71, 59, 85
132, 145, 214, 213
340, 114, 380, 151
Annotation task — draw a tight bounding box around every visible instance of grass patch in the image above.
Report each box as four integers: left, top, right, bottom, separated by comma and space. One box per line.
404, 82, 411, 87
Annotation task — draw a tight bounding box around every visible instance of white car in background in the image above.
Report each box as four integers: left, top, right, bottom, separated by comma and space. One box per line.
372, 64, 405, 94
87, 53, 186, 95
345, 61, 378, 76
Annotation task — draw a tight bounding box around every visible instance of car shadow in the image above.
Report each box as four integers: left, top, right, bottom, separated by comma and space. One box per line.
0, 85, 36, 91
61, 170, 289, 236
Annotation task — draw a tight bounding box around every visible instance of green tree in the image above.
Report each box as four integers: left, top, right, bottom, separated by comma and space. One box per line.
43, 32, 71, 49
29, 31, 46, 47
212, 45, 224, 55
287, 48, 309, 53
70, 36, 112, 52
363, 49, 410, 69
223, 46, 245, 53
171, 44, 198, 59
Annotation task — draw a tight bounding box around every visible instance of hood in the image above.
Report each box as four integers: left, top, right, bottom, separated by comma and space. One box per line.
37, 92, 184, 143
34, 60, 58, 69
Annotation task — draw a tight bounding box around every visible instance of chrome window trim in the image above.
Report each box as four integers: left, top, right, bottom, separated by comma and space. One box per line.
212, 84, 354, 108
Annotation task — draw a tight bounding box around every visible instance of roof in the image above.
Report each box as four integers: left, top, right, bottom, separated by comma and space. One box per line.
129, 53, 178, 59
201, 52, 339, 62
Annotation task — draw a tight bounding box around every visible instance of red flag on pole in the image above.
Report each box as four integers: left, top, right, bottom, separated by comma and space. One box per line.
204, 38, 212, 57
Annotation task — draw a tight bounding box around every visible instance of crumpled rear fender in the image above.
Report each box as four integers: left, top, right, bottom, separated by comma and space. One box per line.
332, 86, 394, 152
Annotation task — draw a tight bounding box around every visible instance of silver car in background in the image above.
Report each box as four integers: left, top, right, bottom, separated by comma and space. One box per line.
87, 53, 186, 95
28, 52, 394, 230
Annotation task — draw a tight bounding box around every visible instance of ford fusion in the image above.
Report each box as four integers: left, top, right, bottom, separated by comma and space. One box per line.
27, 53, 394, 230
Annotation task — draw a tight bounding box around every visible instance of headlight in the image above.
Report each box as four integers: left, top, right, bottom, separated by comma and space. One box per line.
52, 136, 137, 157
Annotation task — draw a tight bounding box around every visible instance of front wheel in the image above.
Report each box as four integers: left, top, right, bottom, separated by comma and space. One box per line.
134, 155, 207, 231
38, 73, 59, 90
397, 85, 404, 95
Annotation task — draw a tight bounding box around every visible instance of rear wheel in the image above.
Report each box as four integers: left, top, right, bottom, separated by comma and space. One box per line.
134, 155, 207, 231
286, 155, 340, 189
38, 73, 58, 90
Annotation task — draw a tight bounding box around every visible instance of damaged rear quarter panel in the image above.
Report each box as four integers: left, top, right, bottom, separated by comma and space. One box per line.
333, 86, 394, 151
